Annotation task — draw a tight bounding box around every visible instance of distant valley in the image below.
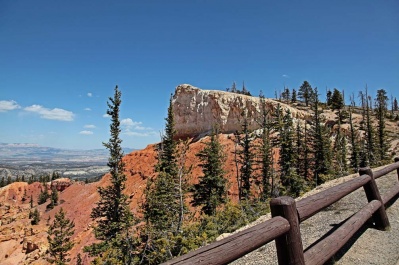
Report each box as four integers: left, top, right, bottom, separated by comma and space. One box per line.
0, 143, 134, 180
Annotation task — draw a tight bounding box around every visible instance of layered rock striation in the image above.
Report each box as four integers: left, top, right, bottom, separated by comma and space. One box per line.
172, 84, 308, 139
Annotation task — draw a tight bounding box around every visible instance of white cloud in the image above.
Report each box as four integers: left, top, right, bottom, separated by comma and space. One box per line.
124, 131, 157, 137
120, 117, 155, 137
282, 74, 290, 78
79, 130, 93, 135
121, 118, 142, 127
103, 113, 110, 118
0, 100, 21, 112
84, 107, 91, 111
24, 105, 74, 121
87, 92, 92, 97
84, 124, 96, 129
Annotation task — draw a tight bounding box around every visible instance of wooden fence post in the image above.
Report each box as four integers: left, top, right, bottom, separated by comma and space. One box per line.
359, 167, 390, 230
395, 157, 399, 181
270, 196, 305, 265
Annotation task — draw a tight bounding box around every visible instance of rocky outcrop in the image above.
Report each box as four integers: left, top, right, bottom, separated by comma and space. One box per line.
172, 84, 309, 139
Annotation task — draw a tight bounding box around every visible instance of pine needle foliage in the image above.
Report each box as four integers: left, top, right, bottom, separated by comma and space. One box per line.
47, 208, 75, 265
144, 96, 181, 234
85, 86, 133, 256
192, 128, 227, 216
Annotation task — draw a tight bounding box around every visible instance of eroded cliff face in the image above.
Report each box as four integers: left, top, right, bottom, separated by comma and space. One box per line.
172, 84, 308, 139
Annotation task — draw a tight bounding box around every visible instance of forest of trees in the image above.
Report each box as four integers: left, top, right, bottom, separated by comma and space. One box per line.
2, 82, 397, 264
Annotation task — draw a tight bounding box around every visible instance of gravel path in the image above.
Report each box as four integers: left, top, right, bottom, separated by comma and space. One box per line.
230, 170, 399, 265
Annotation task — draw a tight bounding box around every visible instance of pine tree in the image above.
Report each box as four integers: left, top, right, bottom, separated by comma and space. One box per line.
291, 88, 297, 103
47, 208, 75, 265
394, 97, 398, 111
279, 109, 303, 196
31, 208, 40, 225
257, 94, 274, 200
0, 177, 4, 187
144, 96, 181, 234
38, 186, 49, 205
348, 97, 360, 172
192, 129, 227, 215
142, 96, 189, 263
365, 88, 376, 166
326, 88, 332, 106
333, 120, 348, 176
76, 253, 82, 265
295, 116, 310, 188
85, 86, 133, 257
331, 88, 345, 122
234, 113, 255, 201
374, 89, 389, 163
48, 187, 58, 209
309, 88, 332, 185
298, 81, 314, 106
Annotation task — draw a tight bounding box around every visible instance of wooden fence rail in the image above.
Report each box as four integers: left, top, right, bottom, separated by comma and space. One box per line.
163, 158, 399, 265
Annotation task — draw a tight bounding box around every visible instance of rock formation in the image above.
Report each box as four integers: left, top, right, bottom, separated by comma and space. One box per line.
172, 84, 308, 139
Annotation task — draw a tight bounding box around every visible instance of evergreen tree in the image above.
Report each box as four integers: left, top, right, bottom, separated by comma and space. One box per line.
348, 98, 360, 172
47, 208, 75, 265
142, 97, 190, 263
38, 186, 49, 205
192, 129, 227, 215
291, 88, 297, 103
326, 88, 332, 106
309, 88, 332, 185
234, 113, 255, 201
281, 86, 290, 103
144, 96, 181, 234
278, 109, 303, 196
331, 88, 345, 122
365, 88, 376, 166
257, 94, 274, 200
0, 177, 4, 187
374, 89, 389, 163
48, 187, 59, 209
30, 194, 34, 208
333, 120, 348, 176
31, 208, 40, 225
76, 253, 82, 265
7, 176, 12, 185
295, 116, 310, 187
85, 86, 133, 257
394, 97, 398, 111
298, 81, 314, 106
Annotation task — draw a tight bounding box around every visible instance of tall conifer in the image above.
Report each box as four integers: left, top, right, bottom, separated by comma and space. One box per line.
86, 86, 133, 257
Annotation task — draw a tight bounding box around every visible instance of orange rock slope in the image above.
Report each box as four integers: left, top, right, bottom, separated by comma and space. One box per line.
0, 134, 251, 265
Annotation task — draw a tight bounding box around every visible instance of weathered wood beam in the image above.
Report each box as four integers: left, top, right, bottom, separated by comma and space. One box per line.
296, 174, 370, 222
304, 200, 381, 265
162, 216, 290, 265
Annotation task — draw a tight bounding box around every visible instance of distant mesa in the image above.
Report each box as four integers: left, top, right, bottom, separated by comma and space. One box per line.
172, 84, 307, 139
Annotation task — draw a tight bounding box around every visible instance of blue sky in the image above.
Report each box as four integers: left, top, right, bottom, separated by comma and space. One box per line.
1, 0, 398, 150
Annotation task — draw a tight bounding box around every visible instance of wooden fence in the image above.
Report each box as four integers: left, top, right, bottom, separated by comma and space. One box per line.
163, 157, 399, 265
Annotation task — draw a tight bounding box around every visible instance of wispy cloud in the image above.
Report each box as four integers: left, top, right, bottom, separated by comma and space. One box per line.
84, 107, 92, 111
103, 113, 110, 118
0, 100, 21, 112
84, 124, 96, 129
24, 105, 74, 121
120, 118, 155, 137
124, 131, 157, 137
121, 118, 142, 127
282, 74, 290, 78
87, 92, 93, 97
79, 130, 93, 135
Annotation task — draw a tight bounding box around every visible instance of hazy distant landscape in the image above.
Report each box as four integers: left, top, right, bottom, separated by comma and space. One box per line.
0, 143, 133, 180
